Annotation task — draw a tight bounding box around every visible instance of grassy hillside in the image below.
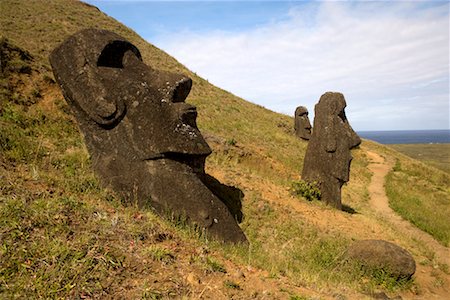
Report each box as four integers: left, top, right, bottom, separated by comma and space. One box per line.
389, 144, 450, 174
381, 145, 450, 246
1, 0, 449, 299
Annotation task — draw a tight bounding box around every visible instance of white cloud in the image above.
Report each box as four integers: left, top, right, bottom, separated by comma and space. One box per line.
154, 1, 449, 130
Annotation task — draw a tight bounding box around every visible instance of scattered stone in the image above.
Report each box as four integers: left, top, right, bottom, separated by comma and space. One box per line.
333, 293, 347, 300
186, 272, 201, 285
347, 239, 416, 279
294, 106, 312, 140
301, 92, 361, 209
232, 269, 246, 279
49, 28, 247, 244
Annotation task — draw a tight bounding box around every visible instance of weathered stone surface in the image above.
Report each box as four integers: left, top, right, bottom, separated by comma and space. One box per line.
347, 240, 416, 279
49, 28, 247, 243
294, 106, 312, 140
301, 92, 361, 209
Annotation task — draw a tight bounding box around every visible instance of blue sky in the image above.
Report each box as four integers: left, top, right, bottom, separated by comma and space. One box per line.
84, 0, 449, 131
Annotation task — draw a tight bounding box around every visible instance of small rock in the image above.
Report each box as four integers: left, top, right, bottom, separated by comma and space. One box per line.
333, 293, 347, 300
232, 269, 245, 279
186, 272, 201, 285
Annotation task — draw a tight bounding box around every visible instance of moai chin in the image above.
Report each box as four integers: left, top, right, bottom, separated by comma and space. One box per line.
49, 28, 247, 243
301, 92, 361, 209
294, 106, 312, 140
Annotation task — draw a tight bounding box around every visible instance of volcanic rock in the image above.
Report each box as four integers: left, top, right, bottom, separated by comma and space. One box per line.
301, 92, 361, 209
49, 28, 247, 243
347, 239, 416, 279
294, 106, 312, 140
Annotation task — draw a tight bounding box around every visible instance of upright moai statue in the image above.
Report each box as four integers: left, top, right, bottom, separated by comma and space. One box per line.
301, 92, 361, 209
50, 29, 247, 243
294, 106, 312, 140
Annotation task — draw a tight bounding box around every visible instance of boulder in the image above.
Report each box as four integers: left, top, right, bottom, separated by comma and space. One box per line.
301, 92, 361, 209
49, 28, 247, 244
347, 239, 416, 279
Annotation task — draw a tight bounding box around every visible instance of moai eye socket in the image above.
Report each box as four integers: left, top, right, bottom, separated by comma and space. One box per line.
97, 40, 142, 68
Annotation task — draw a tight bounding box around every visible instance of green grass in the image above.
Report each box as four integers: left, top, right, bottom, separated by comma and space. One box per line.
364, 267, 414, 292
1, 195, 125, 297
290, 179, 321, 201
0, 0, 445, 298
385, 158, 450, 246
389, 144, 450, 173
217, 190, 413, 291
361, 140, 450, 247
204, 257, 227, 273
143, 246, 175, 264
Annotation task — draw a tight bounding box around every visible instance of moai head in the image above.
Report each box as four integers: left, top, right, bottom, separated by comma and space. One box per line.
49, 28, 211, 165
50, 29, 247, 243
301, 92, 361, 209
294, 106, 312, 140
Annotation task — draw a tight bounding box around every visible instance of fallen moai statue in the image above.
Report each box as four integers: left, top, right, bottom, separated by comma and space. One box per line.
294, 106, 312, 140
50, 28, 247, 243
301, 92, 361, 209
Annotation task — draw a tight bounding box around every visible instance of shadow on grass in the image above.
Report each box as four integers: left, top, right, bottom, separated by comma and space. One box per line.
342, 204, 357, 215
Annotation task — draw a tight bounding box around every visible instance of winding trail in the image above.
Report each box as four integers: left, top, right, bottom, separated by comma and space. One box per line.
366, 151, 450, 266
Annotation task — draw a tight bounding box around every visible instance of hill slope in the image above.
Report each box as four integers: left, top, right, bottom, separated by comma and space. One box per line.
1, 0, 449, 299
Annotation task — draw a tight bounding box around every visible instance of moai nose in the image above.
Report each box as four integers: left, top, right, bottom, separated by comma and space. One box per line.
171, 77, 192, 103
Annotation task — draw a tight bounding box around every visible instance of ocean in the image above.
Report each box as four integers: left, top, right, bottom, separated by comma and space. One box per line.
357, 130, 450, 144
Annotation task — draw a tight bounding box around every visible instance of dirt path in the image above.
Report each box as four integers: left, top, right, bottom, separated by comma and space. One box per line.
366, 150, 450, 266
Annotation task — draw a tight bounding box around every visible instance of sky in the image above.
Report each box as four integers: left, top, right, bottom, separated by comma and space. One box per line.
84, 0, 449, 131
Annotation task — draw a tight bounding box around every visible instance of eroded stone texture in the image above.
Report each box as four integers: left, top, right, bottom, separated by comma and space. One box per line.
294, 106, 312, 140
301, 92, 361, 209
347, 240, 416, 279
50, 28, 247, 243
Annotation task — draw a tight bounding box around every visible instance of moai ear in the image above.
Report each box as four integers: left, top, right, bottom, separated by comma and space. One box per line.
83, 90, 126, 128
50, 36, 143, 128
84, 40, 142, 127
